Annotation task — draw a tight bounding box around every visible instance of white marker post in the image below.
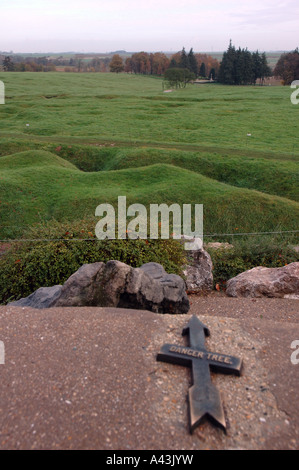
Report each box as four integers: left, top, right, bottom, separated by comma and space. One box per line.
0, 81, 5, 104
0, 341, 4, 365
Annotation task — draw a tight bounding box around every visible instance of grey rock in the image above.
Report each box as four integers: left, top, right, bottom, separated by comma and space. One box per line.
54, 262, 105, 307
226, 262, 299, 298
119, 262, 190, 314
9, 285, 62, 309
9, 261, 189, 314
183, 248, 213, 293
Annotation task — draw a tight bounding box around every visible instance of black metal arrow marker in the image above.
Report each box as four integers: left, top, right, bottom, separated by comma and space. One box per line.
157, 315, 242, 433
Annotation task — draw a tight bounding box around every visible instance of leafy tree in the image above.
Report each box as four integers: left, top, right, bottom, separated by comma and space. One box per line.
125, 52, 151, 74
149, 52, 170, 75
164, 67, 195, 88
274, 49, 299, 85
109, 54, 124, 73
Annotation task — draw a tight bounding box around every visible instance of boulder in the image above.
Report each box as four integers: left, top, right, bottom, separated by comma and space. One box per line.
182, 247, 213, 294
54, 261, 131, 308
119, 262, 190, 313
226, 262, 299, 298
9, 261, 189, 314
9, 285, 62, 309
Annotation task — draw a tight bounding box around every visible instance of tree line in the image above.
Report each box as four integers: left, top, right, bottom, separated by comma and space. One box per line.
2, 45, 298, 86
110, 49, 219, 79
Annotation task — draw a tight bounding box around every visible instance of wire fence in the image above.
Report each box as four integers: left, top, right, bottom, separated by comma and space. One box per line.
0, 230, 298, 243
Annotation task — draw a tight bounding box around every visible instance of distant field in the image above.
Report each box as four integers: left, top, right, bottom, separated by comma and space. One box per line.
1, 72, 298, 153
0, 72, 298, 241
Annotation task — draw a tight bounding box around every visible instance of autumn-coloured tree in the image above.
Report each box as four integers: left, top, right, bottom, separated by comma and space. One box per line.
274, 49, 299, 85
125, 52, 151, 74
195, 53, 220, 79
149, 52, 170, 75
109, 54, 124, 73
169, 52, 181, 69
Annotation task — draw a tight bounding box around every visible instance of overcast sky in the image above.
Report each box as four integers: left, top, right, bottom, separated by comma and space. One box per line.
1, 0, 298, 53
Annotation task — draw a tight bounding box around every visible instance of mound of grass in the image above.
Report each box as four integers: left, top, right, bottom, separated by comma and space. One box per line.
0, 149, 298, 240
51, 145, 298, 202
2, 140, 297, 201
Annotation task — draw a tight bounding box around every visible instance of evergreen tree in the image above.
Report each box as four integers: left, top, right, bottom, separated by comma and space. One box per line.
209, 68, 216, 80
179, 47, 189, 70
242, 48, 255, 84
199, 62, 206, 78
233, 48, 243, 85
188, 48, 198, 76
2, 56, 14, 71
169, 57, 178, 68
252, 51, 263, 84
260, 52, 272, 84
218, 40, 236, 84
218, 42, 271, 85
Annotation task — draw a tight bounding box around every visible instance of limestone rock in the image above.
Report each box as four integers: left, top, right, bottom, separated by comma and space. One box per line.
226, 262, 299, 298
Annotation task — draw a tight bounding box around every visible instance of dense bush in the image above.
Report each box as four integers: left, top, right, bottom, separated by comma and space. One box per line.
0, 220, 186, 304
209, 237, 299, 289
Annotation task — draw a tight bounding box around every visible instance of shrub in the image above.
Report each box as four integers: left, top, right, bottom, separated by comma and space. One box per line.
209, 237, 299, 289
0, 220, 186, 304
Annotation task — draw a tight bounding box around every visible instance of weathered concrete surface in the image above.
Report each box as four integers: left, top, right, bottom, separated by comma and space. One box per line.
0, 299, 298, 450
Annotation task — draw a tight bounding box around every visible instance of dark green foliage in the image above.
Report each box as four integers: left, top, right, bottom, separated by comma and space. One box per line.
209, 238, 299, 289
179, 47, 190, 70
2, 56, 14, 71
188, 48, 198, 77
218, 41, 271, 85
0, 221, 186, 304
164, 67, 195, 88
199, 62, 206, 78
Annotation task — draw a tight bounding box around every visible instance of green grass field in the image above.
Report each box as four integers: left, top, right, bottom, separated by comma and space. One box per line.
0, 72, 298, 242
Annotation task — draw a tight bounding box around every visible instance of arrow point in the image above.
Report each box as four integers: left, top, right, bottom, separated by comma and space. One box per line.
182, 315, 210, 338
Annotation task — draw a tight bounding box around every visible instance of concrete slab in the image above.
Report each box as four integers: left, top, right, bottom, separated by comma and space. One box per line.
0, 301, 298, 450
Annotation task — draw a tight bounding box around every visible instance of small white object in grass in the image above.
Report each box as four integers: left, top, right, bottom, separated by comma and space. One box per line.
26, 123, 30, 127
247, 133, 251, 136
